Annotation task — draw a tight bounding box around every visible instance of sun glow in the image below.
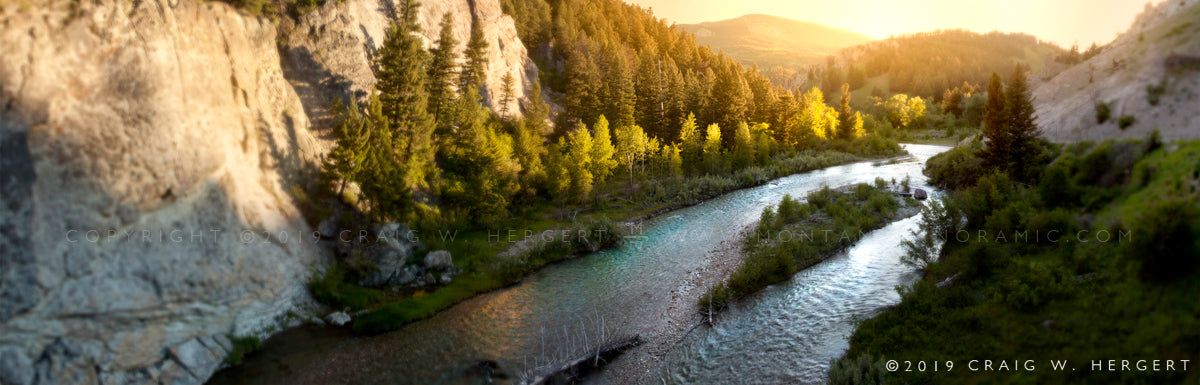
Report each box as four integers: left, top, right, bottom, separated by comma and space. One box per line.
625, 0, 1148, 48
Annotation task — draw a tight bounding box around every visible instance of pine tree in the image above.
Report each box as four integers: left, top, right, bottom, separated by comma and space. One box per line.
322, 97, 373, 198
512, 119, 546, 196
604, 48, 637, 129
712, 63, 749, 146
981, 72, 1008, 171
376, 0, 436, 191
590, 115, 617, 185
427, 13, 459, 129
836, 83, 856, 141
460, 20, 489, 95
564, 43, 603, 127
499, 72, 517, 118
526, 76, 550, 136
1003, 64, 1040, 181
635, 52, 667, 138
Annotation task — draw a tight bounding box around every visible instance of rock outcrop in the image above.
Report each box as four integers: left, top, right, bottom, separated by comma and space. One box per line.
0, 0, 539, 384
278, 0, 539, 127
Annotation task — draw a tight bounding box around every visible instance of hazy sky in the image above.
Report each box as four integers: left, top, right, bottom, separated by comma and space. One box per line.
623, 0, 1149, 48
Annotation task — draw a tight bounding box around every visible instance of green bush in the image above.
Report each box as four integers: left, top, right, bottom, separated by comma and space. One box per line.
1117, 115, 1136, 129
827, 353, 886, 385
1146, 79, 1167, 106
223, 335, 262, 365
1129, 198, 1200, 281
1095, 101, 1111, 124
924, 139, 984, 189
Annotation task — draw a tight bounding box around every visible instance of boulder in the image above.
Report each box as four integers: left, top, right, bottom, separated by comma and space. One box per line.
318, 217, 339, 239
913, 188, 929, 200
358, 223, 421, 287
324, 312, 351, 327
425, 250, 454, 271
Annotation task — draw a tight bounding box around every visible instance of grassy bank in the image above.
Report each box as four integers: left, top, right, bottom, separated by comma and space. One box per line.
699, 181, 918, 312
311, 148, 905, 334
832, 139, 1200, 384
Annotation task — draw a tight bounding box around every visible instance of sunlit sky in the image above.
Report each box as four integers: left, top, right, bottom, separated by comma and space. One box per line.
624, 0, 1149, 48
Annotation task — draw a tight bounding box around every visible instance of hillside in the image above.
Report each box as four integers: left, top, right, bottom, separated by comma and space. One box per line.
825, 29, 1065, 100
1034, 0, 1200, 142
680, 14, 874, 70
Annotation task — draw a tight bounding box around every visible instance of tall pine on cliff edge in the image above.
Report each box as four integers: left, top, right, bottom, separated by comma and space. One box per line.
377, 0, 436, 192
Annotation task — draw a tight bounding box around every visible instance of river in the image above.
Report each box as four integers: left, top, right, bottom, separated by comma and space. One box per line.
207, 144, 949, 385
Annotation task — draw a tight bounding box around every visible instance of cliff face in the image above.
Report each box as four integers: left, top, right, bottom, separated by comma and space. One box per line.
1034, 0, 1200, 142
0, 0, 537, 384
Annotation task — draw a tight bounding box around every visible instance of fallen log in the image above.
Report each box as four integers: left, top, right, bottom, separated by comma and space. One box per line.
520, 335, 643, 385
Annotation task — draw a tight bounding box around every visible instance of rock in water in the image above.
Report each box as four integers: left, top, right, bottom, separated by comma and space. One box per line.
324, 312, 352, 327
914, 188, 929, 200
425, 250, 454, 271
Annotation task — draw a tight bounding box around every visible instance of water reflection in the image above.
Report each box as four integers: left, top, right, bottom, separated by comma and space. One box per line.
207, 144, 948, 385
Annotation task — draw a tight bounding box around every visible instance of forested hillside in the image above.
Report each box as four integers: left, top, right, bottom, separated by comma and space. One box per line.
680, 14, 874, 73
311, 0, 906, 333
811, 30, 1065, 101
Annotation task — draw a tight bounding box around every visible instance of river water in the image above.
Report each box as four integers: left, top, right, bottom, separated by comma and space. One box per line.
207, 144, 948, 385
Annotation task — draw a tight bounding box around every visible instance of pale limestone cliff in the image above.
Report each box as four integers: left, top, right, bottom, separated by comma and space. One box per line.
0, 0, 538, 384
1034, 0, 1200, 142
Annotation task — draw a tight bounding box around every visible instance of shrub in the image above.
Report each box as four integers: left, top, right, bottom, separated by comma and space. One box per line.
224, 335, 262, 365
1146, 79, 1167, 106
1117, 115, 1135, 129
1129, 198, 1200, 281
827, 353, 886, 385
1094, 101, 1111, 124
925, 140, 984, 189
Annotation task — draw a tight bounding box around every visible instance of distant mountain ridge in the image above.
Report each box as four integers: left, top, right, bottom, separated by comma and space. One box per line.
680, 14, 874, 69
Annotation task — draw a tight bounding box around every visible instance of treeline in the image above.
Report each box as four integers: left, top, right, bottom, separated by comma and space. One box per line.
322, 0, 898, 229
815, 29, 1064, 101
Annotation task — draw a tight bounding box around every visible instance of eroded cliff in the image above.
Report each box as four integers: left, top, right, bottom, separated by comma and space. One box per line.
0, 0, 538, 384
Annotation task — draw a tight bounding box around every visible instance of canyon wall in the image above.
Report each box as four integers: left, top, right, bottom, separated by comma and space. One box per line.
0, 0, 537, 384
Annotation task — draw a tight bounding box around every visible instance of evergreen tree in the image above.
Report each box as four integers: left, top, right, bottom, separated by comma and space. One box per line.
499, 72, 517, 118
525, 76, 552, 134
322, 97, 373, 197
427, 13, 459, 129
461, 20, 489, 95
635, 52, 667, 139
512, 119, 546, 196
590, 115, 618, 185
376, 0, 436, 191
981, 72, 1008, 170
563, 43, 603, 127
1003, 64, 1041, 181
604, 48, 637, 129
712, 63, 749, 146
836, 83, 856, 140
